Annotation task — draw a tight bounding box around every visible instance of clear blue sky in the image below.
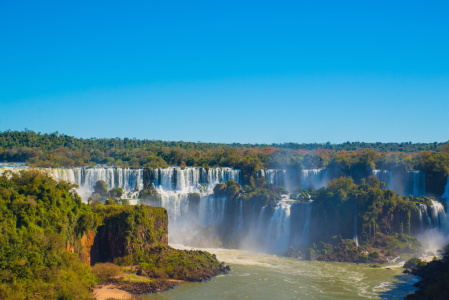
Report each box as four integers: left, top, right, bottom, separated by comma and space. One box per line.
1, 0, 448, 144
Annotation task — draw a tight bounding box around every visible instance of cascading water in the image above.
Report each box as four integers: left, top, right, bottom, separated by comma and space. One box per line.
419, 204, 431, 232
405, 170, 425, 196
372, 170, 394, 190
301, 169, 328, 190
0, 164, 143, 201
265, 201, 291, 253
0, 162, 28, 177
419, 200, 449, 235
441, 177, 449, 214
257, 206, 267, 238
257, 169, 265, 178
262, 169, 328, 191
198, 195, 227, 227
151, 167, 240, 193
206, 167, 240, 193
429, 200, 449, 234
50, 167, 144, 200
237, 199, 243, 231
353, 205, 359, 246
264, 169, 285, 187
147, 166, 241, 242
292, 202, 313, 245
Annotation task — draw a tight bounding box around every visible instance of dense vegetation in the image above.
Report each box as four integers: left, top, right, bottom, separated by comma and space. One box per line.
0, 171, 226, 299
1, 131, 448, 180
0, 171, 96, 299
214, 177, 288, 214
309, 176, 427, 243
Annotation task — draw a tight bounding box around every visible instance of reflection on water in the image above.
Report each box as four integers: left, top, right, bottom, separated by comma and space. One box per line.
143, 245, 419, 300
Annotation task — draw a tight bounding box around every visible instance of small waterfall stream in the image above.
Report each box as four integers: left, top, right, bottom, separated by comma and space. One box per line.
418, 200, 449, 235
301, 169, 328, 190
265, 202, 292, 253
442, 177, 449, 214
261, 168, 328, 191
237, 199, 243, 231
405, 170, 425, 196
353, 205, 359, 246
372, 170, 394, 190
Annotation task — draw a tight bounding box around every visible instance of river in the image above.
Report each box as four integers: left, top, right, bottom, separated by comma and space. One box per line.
143, 245, 419, 300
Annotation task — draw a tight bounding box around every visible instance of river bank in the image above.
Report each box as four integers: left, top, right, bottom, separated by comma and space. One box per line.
142, 245, 419, 300
92, 279, 182, 300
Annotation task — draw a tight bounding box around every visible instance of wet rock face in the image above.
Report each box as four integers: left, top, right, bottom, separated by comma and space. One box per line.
90, 205, 168, 265
66, 230, 96, 265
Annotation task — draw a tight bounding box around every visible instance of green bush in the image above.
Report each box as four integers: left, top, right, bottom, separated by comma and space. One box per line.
0, 171, 97, 299
91, 263, 121, 281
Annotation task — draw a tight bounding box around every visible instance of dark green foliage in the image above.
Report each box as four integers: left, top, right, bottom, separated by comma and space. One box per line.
240, 177, 286, 206
310, 176, 426, 244
109, 187, 123, 198
93, 180, 108, 197
0, 170, 226, 299
91, 204, 168, 259
0, 171, 97, 299
404, 257, 426, 269
1, 131, 448, 179
289, 187, 311, 201
213, 180, 241, 199
76, 212, 95, 237
114, 246, 222, 281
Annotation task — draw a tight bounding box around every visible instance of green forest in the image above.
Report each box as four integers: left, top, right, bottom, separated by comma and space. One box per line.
0, 171, 224, 299
1, 131, 449, 179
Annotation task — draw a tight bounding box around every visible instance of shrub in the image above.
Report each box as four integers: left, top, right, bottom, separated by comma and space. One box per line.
404, 257, 426, 269
358, 254, 368, 262
91, 263, 122, 281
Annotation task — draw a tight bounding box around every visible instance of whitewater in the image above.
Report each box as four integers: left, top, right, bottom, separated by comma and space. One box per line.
143, 245, 419, 300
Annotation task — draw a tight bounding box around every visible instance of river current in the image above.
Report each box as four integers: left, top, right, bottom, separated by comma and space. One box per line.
144, 245, 419, 300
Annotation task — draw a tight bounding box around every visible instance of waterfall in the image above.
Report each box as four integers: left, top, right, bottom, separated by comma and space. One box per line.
51, 167, 144, 198
237, 199, 243, 231
264, 169, 285, 187
301, 169, 328, 190
0, 164, 144, 201
151, 166, 240, 193
372, 170, 394, 190
353, 205, 359, 246
442, 177, 449, 214
405, 170, 425, 196
429, 200, 449, 234
0, 162, 28, 177
146, 166, 240, 242
293, 202, 313, 245
265, 202, 291, 253
419, 204, 431, 232
419, 200, 449, 235
159, 191, 190, 227
263, 168, 328, 191
198, 195, 227, 227
257, 206, 267, 238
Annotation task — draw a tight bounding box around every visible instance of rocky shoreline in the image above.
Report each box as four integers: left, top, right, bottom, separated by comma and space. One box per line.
92, 261, 231, 299
94, 278, 180, 298
402, 245, 449, 300
285, 233, 423, 264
